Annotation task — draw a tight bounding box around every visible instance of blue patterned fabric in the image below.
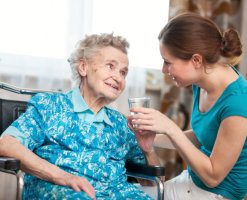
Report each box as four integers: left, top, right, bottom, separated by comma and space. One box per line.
4, 87, 153, 200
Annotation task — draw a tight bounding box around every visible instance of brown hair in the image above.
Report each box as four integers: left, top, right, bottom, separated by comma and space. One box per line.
158, 13, 242, 65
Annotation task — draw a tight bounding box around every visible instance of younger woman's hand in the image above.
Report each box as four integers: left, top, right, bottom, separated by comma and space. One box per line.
128, 107, 180, 137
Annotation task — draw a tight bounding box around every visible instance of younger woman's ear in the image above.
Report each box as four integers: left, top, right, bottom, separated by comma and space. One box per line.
191, 54, 203, 69
78, 59, 87, 77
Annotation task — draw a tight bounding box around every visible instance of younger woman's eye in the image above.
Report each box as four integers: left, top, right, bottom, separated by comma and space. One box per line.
164, 60, 171, 67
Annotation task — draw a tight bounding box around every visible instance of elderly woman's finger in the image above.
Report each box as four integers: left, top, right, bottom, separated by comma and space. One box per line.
78, 178, 96, 200
127, 122, 134, 130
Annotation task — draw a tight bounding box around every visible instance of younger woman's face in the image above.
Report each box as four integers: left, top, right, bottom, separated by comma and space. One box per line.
159, 42, 198, 87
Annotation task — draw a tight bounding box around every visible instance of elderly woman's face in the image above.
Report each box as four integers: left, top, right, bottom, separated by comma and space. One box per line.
80, 46, 129, 102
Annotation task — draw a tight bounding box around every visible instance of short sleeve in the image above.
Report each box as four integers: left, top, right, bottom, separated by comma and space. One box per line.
3, 93, 50, 150
221, 93, 247, 120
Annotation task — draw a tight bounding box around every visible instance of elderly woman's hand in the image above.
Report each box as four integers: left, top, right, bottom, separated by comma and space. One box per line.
128, 116, 156, 154
54, 171, 96, 200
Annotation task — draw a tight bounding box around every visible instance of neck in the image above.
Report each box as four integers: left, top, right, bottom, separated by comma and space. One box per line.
196, 64, 239, 113
79, 84, 108, 115
195, 63, 238, 96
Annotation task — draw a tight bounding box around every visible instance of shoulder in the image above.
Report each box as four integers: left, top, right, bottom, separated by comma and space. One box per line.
218, 75, 247, 107
105, 106, 128, 124
224, 79, 247, 104
105, 107, 136, 141
105, 107, 127, 120
224, 92, 247, 108
28, 92, 71, 109
220, 88, 247, 119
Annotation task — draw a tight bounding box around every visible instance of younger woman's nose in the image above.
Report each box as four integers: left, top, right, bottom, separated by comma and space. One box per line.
162, 65, 168, 74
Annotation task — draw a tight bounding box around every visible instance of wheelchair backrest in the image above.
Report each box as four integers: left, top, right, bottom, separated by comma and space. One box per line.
0, 98, 28, 134
0, 81, 58, 135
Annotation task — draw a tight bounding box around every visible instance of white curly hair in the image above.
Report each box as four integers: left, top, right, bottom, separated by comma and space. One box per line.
68, 33, 129, 86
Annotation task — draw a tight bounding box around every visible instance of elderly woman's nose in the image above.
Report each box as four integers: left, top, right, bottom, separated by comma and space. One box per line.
112, 70, 122, 81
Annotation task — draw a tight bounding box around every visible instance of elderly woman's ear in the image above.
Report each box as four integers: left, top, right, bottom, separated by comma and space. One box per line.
78, 59, 88, 77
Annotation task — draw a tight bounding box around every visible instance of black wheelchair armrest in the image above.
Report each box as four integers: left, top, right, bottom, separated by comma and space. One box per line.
125, 160, 165, 177
125, 160, 165, 200
0, 157, 20, 175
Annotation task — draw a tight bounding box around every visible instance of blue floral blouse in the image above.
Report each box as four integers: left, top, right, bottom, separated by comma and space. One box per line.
3, 87, 153, 200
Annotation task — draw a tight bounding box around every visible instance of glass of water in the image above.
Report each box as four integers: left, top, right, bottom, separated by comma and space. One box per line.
128, 97, 150, 128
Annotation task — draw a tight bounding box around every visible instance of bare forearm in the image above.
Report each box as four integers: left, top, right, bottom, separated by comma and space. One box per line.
0, 135, 67, 184
150, 123, 215, 187
154, 129, 201, 149
143, 149, 161, 166
128, 106, 229, 187
20, 150, 67, 184
153, 130, 208, 177
167, 129, 216, 187
153, 134, 175, 149
0, 135, 96, 199
152, 132, 210, 180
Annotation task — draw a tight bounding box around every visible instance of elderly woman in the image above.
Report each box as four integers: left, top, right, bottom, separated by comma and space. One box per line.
0, 33, 155, 200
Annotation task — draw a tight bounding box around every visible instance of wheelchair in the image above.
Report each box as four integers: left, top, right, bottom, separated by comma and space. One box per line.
0, 81, 166, 200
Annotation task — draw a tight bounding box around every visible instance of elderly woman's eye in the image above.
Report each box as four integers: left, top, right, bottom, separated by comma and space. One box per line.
107, 64, 113, 69
120, 71, 127, 77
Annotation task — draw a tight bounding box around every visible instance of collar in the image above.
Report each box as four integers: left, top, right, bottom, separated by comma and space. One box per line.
72, 86, 113, 126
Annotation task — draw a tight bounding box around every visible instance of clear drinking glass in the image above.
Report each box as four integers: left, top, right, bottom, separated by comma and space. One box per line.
128, 97, 151, 128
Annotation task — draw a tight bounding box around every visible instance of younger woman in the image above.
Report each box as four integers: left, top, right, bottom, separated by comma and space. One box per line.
129, 13, 247, 200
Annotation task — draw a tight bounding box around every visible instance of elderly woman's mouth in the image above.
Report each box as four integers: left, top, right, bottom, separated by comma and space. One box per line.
105, 82, 119, 90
